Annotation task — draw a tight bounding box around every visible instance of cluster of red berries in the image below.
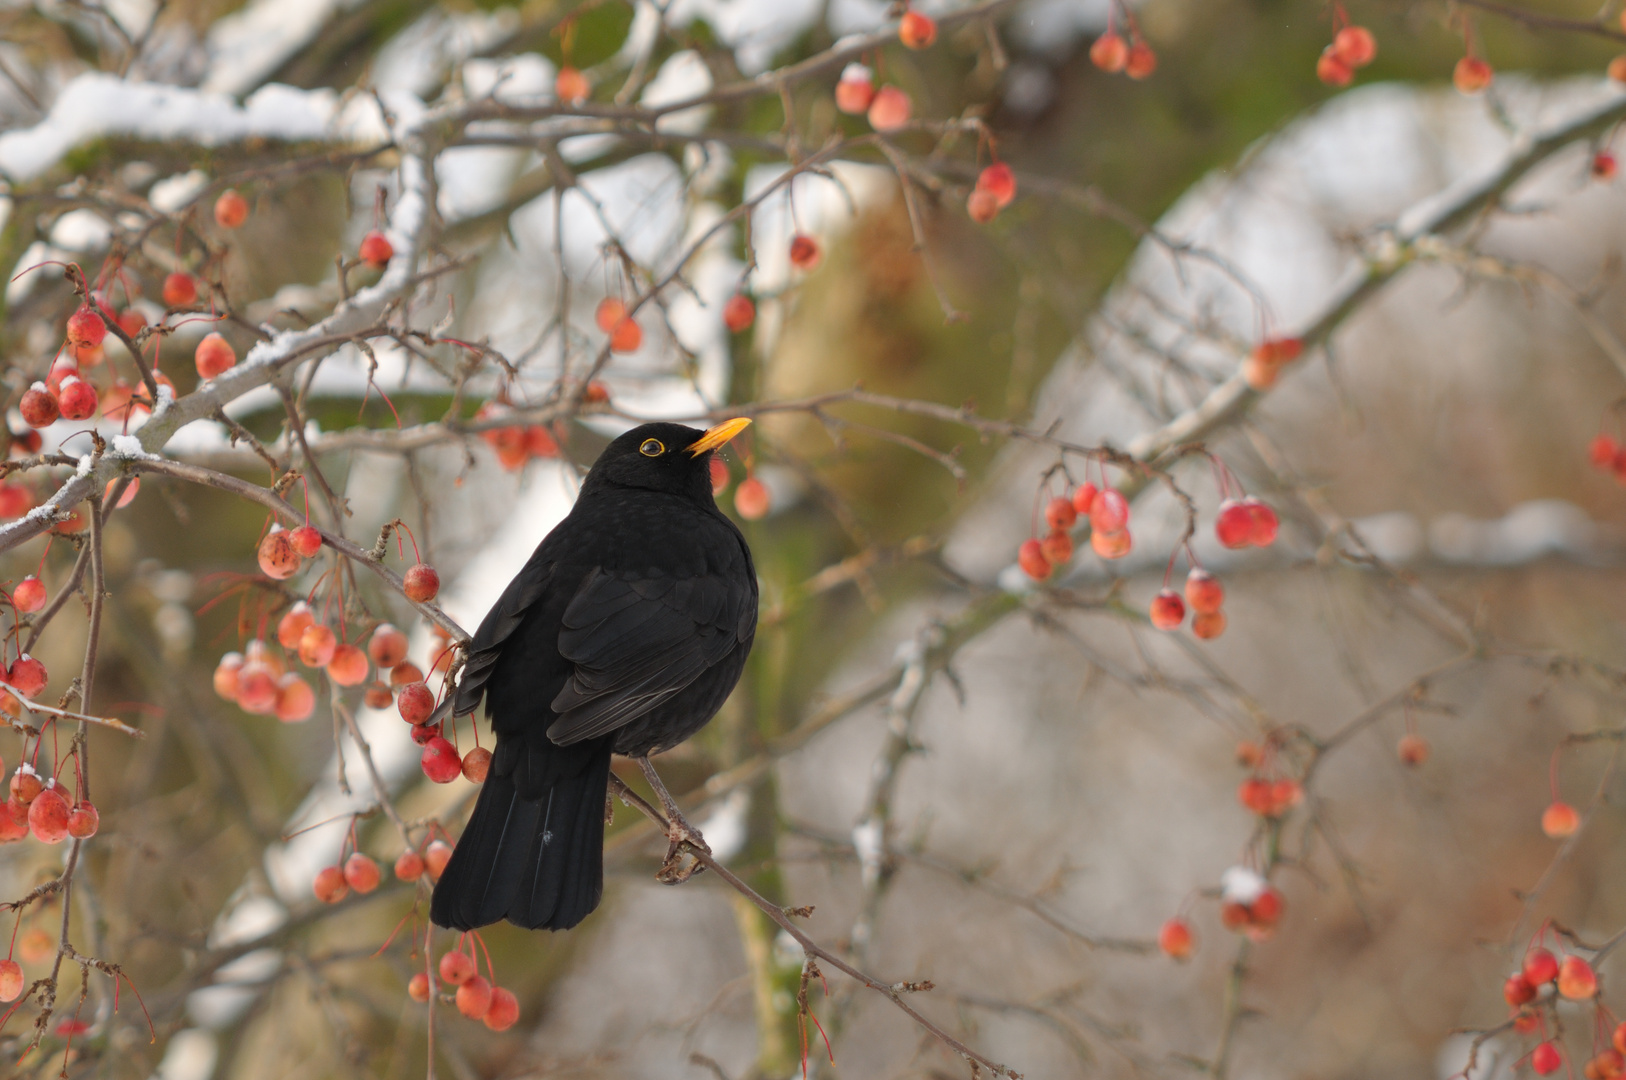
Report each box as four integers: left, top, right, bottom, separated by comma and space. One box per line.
410, 945, 518, 1030
1218, 866, 1286, 941
1235, 745, 1304, 819
1500, 940, 1616, 1076
594, 298, 643, 354
1150, 568, 1226, 639
20, 299, 187, 431
1019, 483, 1132, 581
834, 65, 912, 132
476, 403, 560, 472
1, 764, 97, 846
967, 164, 1017, 224
1315, 22, 1376, 87
1089, 28, 1156, 79
1242, 336, 1304, 390
312, 834, 452, 899
1214, 497, 1279, 550
213, 637, 318, 722
257, 522, 325, 579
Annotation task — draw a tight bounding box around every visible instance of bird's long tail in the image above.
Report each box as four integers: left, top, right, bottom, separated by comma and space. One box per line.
430, 740, 612, 931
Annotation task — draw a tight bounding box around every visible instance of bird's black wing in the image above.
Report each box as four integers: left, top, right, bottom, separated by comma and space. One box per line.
546, 567, 749, 746
448, 558, 555, 718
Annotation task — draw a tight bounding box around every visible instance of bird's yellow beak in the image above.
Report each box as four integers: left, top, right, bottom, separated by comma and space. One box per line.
687, 417, 752, 456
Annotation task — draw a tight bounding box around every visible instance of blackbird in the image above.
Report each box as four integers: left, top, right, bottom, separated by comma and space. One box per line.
430, 419, 757, 932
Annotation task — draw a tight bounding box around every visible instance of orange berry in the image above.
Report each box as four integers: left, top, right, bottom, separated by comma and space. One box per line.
194, 332, 236, 378
368, 623, 409, 668
327, 644, 370, 686
313, 865, 348, 903
1192, 610, 1227, 640
1454, 56, 1493, 94
1317, 48, 1353, 87
274, 674, 315, 722
343, 852, 381, 894
403, 564, 440, 602
408, 972, 431, 1002
555, 65, 590, 103
977, 163, 1017, 208
258, 530, 302, 580
1090, 33, 1128, 73
1017, 539, 1051, 580
898, 10, 936, 49
484, 986, 519, 1030
438, 950, 475, 986
1542, 800, 1580, 838
734, 477, 770, 520
1158, 917, 1194, 960
594, 298, 626, 332
359, 230, 393, 267
608, 317, 643, 353
1559, 955, 1598, 999
299, 624, 338, 668
788, 234, 821, 270
1610, 55, 1626, 83
835, 64, 875, 113
867, 85, 912, 131
457, 974, 493, 1019
967, 189, 999, 224
162, 272, 198, 308
1090, 528, 1132, 560
1039, 529, 1073, 566
1397, 733, 1429, 766
1125, 43, 1156, 79
395, 850, 426, 881
462, 746, 492, 783
424, 839, 453, 881
214, 189, 249, 229
1149, 589, 1185, 630
1333, 26, 1377, 68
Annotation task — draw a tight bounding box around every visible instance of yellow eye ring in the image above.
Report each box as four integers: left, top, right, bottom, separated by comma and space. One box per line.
639, 438, 665, 457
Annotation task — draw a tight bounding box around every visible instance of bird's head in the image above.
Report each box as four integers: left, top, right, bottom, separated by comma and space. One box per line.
582, 419, 751, 502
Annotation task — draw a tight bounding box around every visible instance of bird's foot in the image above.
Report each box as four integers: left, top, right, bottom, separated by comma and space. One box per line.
655, 809, 710, 885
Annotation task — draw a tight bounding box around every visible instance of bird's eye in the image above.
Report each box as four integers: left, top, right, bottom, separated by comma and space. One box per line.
639, 439, 665, 457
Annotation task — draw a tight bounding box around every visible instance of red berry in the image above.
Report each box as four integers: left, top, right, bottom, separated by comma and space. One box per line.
709, 457, 728, 496
116, 308, 147, 338
408, 972, 431, 1002
66, 307, 106, 349
1243, 499, 1279, 546
288, 524, 322, 558
274, 674, 315, 722
1018, 539, 1051, 580
8, 655, 46, 697
1316, 47, 1354, 87
162, 272, 198, 308
1192, 610, 1227, 640
299, 624, 338, 668
1219, 901, 1250, 931
258, 530, 302, 579
977, 163, 1017, 208
1249, 886, 1284, 926
1090, 32, 1129, 73
1542, 801, 1580, 838
13, 577, 46, 615
363, 681, 393, 709
1149, 589, 1185, 630
1615, 1023, 1626, 1056
1333, 25, 1377, 67
438, 950, 475, 986
594, 298, 627, 332
555, 65, 590, 103
898, 10, 936, 49
359, 230, 393, 268
1595, 152, 1619, 180
1158, 917, 1195, 959
1559, 955, 1598, 999
368, 624, 409, 669
1089, 488, 1129, 533
397, 682, 435, 725
835, 64, 876, 114
1591, 435, 1618, 467
967, 189, 999, 224
327, 644, 370, 686
1533, 1042, 1563, 1076
1044, 496, 1077, 532
1611, 55, 1626, 83
457, 974, 493, 1019
462, 746, 491, 783
56, 377, 97, 421
1524, 947, 1560, 985
722, 294, 755, 333
28, 785, 68, 843
1184, 569, 1224, 614
608, 317, 643, 353
194, 332, 236, 378
1238, 777, 1274, 815
403, 564, 440, 603
424, 839, 453, 881
343, 852, 381, 894
214, 189, 249, 229
4, 769, 33, 808
1040, 529, 1073, 567
276, 603, 314, 649
391, 661, 424, 686
1125, 43, 1157, 79
788, 234, 822, 270
1215, 500, 1253, 549
484, 986, 519, 1030
235, 661, 277, 714
422, 737, 462, 783
1090, 528, 1132, 560
1397, 733, 1430, 765
395, 850, 425, 881
867, 85, 911, 132
734, 477, 770, 520
0, 484, 34, 518
409, 722, 438, 746
313, 865, 348, 903
0, 959, 22, 1002
20, 385, 59, 428
214, 653, 244, 700
1504, 973, 1536, 1006
1454, 56, 1493, 94
1072, 483, 1098, 515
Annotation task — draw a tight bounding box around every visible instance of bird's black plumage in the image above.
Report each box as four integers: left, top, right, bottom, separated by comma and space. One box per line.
430, 421, 757, 932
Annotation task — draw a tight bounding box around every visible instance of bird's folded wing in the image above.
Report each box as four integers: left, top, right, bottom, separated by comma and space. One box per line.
448, 560, 554, 717
546, 568, 745, 746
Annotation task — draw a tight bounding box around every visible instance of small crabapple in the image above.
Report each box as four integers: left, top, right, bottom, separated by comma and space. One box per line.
462, 746, 492, 783
0, 484, 32, 518
395, 850, 426, 881
236, 663, 278, 715
1185, 569, 1224, 614
1542, 801, 1580, 838
422, 737, 462, 783
967, 189, 999, 224
1558, 955, 1597, 999
0, 804, 25, 840
214, 189, 249, 228
1243, 499, 1279, 546
19, 928, 50, 965
364, 682, 393, 709
484, 986, 519, 1030
722, 294, 755, 333
359, 230, 393, 267
439, 950, 476, 986
1158, 917, 1195, 960
1524, 947, 1560, 985
608, 316, 643, 353
1317, 48, 1354, 88
313, 865, 348, 903
1220, 901, 1250, 931
194, 333, 236, 378
28, 785, 69, 843
1532, 1043, 1563, 1077
8, 655, 46, 697
274, 674, 315, 722
1454, 56, 1493, 94
1090, 528, 1132, 559
898, 10, 936, 48
835, 64, 876, 113
1090, 488, 1129, 533
1238, 777, 1274, 816
0, 959, 22, 1002
734, 477, 771, 520
397, 682, 435, 725
390, 661, 424, 686
978, 163, 1017, 208
13, 577, 46, 614
277, 603, 314, 649
327, 644, 370, 686
457, 975, 493, 1019
298, 624, 338, 668
367, 624, 409, 669
408, 972, 432, 1002
56, 377, 97, 422
788, 234, 822, 270
1040, 530, 1073, 566
867, 85, 912, 131
162, 272, 198, 308
1090, 32, 1129, 73
1192, 611, 1227, 640
403, 564, 440, 603
1397, 733, 1429, 766
1249, 885, 1284, 926
1125, 42, 1156, 79
1072, 482, 1098, 516
594, 298, 626, 332
213, 653, 244, 700
66, 801, 97, 839
1235, 741, 1264, 767
65, 307, 106, 349
1612, 55, 1626, 83
344, 852, 381, 894
555, 65, 590, 103
1596, 152, 1619, 180
1334, 26, 1377, 67
20, 385, 58, 428
1044, 497, 1077, 532
1018, 539, 1051, 580
1504, 973, 1537, 1007
424, 839, 453, 881
1215, 500, 1252, 549
1590, 435, 1617, 467
710, 457, 729, 495
1149, 590, 1185, 630
258, 530, 302, 580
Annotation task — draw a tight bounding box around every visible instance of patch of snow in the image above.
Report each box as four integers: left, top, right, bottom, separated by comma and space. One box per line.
149, 169, 210, 212
48, 209, 111, 251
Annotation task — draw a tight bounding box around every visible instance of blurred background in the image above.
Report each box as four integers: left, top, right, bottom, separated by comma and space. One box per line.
3, 0, 1626, 1078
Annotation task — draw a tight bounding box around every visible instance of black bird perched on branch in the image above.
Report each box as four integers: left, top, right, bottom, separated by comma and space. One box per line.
430, 419, 757, 932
